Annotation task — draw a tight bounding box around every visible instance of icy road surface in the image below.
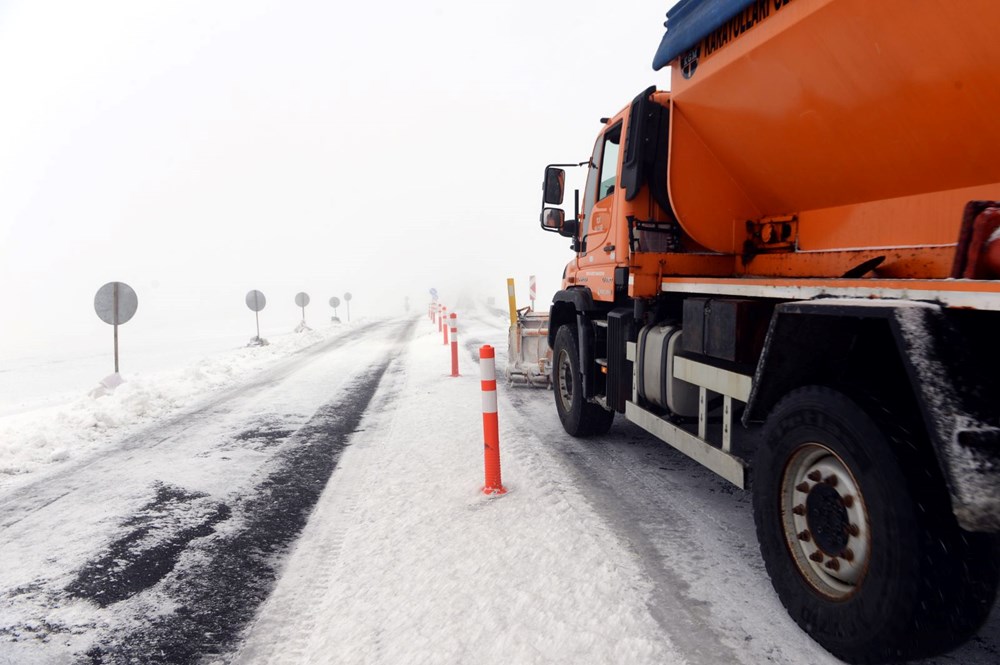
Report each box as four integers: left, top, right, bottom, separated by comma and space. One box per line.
1, 312, 998, 664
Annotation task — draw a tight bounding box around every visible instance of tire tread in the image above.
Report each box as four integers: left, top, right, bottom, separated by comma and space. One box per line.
752, 385, 998, 663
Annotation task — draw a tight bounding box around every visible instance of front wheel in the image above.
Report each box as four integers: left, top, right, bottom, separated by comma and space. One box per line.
752, 386, 999, 663
552, 325, 613, 437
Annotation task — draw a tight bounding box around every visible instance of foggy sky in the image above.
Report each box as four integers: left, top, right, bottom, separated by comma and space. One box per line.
0, 0, 678, 361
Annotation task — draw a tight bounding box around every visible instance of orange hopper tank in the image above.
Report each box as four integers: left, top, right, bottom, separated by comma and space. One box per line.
653, 0, 1000, 280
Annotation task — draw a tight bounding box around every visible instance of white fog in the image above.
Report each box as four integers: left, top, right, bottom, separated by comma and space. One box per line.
0, 0, 671, 393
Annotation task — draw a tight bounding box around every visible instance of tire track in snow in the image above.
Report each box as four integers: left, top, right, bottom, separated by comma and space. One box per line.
231, 358, 411, 664
461, 322, 747, 665
80, 319, 416, 665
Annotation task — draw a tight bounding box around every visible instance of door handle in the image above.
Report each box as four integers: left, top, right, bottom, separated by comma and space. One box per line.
603, 245, 615, 252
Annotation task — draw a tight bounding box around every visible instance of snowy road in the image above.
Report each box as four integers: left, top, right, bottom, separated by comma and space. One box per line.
0, 319, 414, 663
2, 311, 998, 664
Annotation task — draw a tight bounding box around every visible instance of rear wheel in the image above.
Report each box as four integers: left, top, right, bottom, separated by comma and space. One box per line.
552, 325, 614, 437
753, 386, 999, 663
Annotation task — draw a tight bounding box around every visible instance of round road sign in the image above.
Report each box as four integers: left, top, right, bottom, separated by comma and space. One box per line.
246, 290, 266, 312
329, 296, 341, 308
295, 292, 310, 308
344, 292, 353, 302
94, 282, 138, 325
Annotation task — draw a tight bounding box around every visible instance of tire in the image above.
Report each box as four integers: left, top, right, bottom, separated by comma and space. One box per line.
552, 324, 614, 437
752, 386, 999, 663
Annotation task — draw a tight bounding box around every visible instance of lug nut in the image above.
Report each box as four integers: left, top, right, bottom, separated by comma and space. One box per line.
792, 504, 806, 516
797, 530, 811, 541
809, 551, 824, 563
807, 470, 822, 482
796, 482, 811, 493
825, 558, 841, 571
847, 523, 860, 537
824, 475, 838, 487
842, 548, 855, 562
841, 495, 854, 508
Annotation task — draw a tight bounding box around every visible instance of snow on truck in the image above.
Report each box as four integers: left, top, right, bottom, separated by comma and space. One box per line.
536, 0, 1000, 661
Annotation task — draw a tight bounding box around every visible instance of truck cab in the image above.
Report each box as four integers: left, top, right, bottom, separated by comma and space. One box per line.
544, 88, 695, 305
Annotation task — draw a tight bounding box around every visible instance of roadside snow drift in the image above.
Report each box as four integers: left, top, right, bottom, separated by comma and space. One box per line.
0, 325, 355, 483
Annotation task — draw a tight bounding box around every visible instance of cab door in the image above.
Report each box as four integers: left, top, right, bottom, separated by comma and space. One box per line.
578, 122, 622, 302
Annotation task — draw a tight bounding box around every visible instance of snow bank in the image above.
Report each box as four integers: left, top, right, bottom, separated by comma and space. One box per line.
0, 325, 357, 484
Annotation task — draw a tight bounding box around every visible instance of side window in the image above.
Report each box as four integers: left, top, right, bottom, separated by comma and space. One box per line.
582, 136, 604, 229
598, 123, 622, 201
582, 122, 622, 236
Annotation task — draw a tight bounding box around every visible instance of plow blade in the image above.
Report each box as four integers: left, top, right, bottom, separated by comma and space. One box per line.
506, 308, 552, 388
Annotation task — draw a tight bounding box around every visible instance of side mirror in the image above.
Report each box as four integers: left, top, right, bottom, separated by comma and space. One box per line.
541, 207, 578, 238
543, 167, 565, 205
541, 207, 565, 231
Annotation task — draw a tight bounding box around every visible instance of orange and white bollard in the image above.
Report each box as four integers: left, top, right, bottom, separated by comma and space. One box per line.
439, 305, 446, 333
449, 313, 459, 377
442, 307, 449, 345
479, 345, 507, 495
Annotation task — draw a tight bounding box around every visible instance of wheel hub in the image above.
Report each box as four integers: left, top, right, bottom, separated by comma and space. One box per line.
805, 482, 850, 556
781, 444, 871, 598
557, 349, 573, 412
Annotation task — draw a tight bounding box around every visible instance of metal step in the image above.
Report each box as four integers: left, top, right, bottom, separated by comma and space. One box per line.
625, 401, 748, 488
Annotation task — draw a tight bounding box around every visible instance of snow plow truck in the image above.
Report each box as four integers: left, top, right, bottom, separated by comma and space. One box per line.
537, 0, 1000, 661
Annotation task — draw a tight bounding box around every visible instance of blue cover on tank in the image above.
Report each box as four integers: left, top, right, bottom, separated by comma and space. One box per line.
652, 0, 759, 70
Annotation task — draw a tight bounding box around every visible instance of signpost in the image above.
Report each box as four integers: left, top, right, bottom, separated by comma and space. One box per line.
295, 292, 310, 325
329, 296, 341, 320
344, 292, 353, 322
246, 290, 267, 344
94, 281, 138, 374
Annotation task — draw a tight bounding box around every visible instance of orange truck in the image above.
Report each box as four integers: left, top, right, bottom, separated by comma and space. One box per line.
537, 0, 1000, 661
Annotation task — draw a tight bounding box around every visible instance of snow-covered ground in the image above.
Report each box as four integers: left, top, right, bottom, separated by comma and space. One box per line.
235, 316, 677, 664
0, 324, 309, 417
1, 308, 997, 664
0, 323, 357, 484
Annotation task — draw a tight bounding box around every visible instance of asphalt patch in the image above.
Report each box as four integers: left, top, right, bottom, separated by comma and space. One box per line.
230, 418, 297, 451
66, 482, 231, 608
